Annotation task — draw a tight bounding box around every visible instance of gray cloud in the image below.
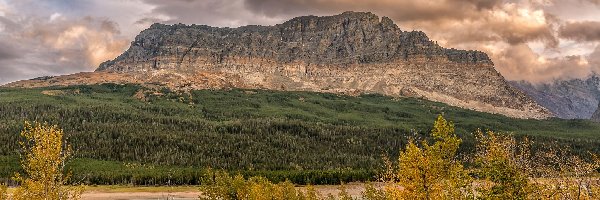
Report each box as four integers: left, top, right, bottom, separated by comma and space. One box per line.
559, 21, 600, 41
0, 40, 22, 60
0, 14, 129, 84
589, 45, 600, 73
243, 0, 504, 21
140, 0, 284, 27
494, 44, 594, 83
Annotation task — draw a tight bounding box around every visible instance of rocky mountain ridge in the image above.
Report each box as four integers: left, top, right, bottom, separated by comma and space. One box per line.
4, 12, 551, 119
98, 12, 491, 71
510, 75, 600, 119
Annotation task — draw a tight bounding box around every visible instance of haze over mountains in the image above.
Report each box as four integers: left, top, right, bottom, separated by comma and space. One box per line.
511, 75, 600, 119
5, 12, 552, 119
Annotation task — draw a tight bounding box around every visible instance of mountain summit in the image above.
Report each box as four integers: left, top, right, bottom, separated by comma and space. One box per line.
5, 12, 551, 119
97, 11, 492, 71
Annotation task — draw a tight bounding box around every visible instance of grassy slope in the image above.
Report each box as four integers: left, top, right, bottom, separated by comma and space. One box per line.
0, 84, 599, 185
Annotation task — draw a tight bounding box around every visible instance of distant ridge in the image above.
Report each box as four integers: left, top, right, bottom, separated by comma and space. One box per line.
510, 75, 600, 119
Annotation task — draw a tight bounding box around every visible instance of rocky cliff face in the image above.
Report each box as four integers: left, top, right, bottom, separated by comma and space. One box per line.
98, 12, 491, 71
6, 12, 551, 119
510, 75, 600, 119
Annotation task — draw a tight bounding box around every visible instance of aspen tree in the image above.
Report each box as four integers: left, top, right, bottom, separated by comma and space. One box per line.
11, 122, 82, 200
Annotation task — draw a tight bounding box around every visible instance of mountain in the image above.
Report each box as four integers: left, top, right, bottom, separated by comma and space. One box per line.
4, 11, 551, 119
510, 75, 600, 119
592, 103, 600, 122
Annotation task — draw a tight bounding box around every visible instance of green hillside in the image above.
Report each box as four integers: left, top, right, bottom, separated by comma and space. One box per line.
0, 84, 599, 185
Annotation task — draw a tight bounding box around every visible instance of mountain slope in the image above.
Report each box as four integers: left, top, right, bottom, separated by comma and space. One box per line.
592, 103, 600, 122
510, 75, 600, 119
1, 84, 599, 185
4, 12, 551, 119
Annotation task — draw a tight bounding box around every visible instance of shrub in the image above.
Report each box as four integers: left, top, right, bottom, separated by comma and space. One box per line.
200, 170, 319, 200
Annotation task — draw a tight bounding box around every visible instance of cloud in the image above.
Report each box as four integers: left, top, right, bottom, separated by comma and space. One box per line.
559, 21, 600, 41
243, 0, 504, 21
140, 0, 284, 28
585, 0, 600, 5
242, 0, 556, 46
589, 45, 600, 72
0, 12, 129, 83
494, 44, 595, 83
0, 39, 23, 60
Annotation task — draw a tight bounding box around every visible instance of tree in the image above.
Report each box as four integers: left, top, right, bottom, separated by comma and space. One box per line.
387, 115, 472, 200
11, 122, 82, 200
0, 184, 7, 200
474, 130, 531, 200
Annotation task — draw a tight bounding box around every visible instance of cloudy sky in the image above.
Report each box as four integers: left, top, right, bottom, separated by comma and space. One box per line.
0, 0, 599, 84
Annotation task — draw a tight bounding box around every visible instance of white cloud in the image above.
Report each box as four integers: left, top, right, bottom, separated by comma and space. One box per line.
49, 12, 62, 21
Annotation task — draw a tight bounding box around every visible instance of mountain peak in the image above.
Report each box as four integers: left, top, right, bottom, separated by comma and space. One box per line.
283, 11, 380, 25
98, 12, 492, 71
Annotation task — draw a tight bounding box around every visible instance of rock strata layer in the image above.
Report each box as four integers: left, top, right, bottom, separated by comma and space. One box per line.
5, 12, 552, 119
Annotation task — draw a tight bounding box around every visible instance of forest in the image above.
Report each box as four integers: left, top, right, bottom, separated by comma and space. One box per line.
2, 114, 599, 199
0, 83, 599, 185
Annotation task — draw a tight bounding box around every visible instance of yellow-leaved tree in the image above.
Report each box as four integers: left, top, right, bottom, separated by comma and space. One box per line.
475, 130, 600, 199
0, 184, 7, 200
11, 122, 82, 200
474, 130, 532, 200
385, 115, 472, 200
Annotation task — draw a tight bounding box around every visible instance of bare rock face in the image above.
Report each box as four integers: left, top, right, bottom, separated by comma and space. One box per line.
510, 75, 600, 119
7, 12, 552, 119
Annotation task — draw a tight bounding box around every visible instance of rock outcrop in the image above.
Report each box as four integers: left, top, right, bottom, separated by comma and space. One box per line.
5, 12, 552, 119
510, 75, 600, 119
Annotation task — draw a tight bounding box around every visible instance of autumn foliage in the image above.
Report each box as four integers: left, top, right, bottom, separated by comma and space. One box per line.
199, 115, 600, 200
8, 122, 82, 200
0, 116, 599, 200
200, 170, 320, 200
384, 115, 471, 199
